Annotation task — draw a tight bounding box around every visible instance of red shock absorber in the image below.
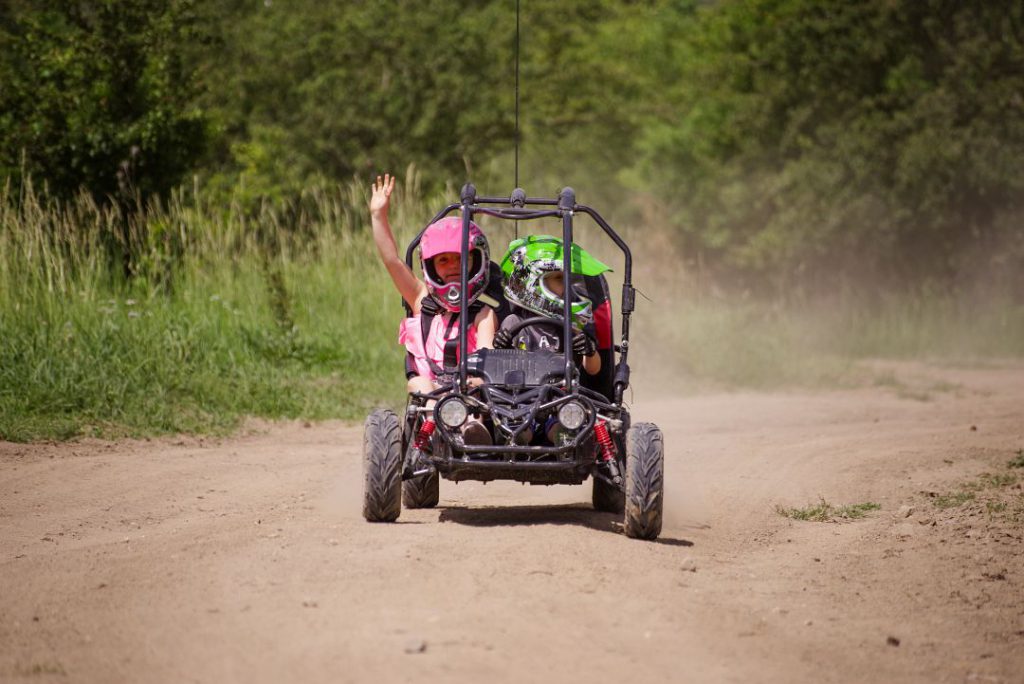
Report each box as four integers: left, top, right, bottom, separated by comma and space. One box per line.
595, 420, 615, 461
595, 420, 622, 484
414, 419, 436, 451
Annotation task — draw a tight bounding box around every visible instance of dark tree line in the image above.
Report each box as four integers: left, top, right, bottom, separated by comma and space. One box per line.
2, 0, 1022, 293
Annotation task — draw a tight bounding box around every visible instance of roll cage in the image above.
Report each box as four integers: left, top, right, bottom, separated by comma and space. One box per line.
404, 184, 635, 406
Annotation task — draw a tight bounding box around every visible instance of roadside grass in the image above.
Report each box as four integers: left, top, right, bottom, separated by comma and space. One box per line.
636, 238, 1024, 390
927, 461, 1023, 523
933, 491, 977, 510
1009, 449, 1024, 469
2, 172, 1023, 440
775, 499, 881, 522
0, 174, 441, 440
647, 297, 1024, 390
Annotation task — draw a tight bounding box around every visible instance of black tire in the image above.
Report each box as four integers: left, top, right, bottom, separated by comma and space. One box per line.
403, 470, 440, 508
623, 422, 664, 540
362, 409, 403, 522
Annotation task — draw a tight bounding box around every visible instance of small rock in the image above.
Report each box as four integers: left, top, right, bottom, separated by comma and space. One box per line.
404, 638, 427, 654
302, 600, 318, 608
886, 635, 900, 647
804, 619, 813, 626
680, 557, 698, 573
893, 523, 916, 538
897, 505, 914, 518
970, 425, 977, 432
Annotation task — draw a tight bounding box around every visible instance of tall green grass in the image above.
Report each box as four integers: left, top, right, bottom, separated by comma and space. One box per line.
2, 173, 1022, 441
639, 295, 1024, 390
0, 170, 444, 440
629, 235, 1024, 390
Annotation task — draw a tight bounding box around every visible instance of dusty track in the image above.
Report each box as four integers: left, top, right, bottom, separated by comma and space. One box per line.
2, 363, 1022, 683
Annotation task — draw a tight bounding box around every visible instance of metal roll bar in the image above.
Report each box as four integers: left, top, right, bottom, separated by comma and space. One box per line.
403, 184, 636, 403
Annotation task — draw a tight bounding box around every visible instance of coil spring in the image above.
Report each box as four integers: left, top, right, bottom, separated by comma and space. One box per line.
595, 420, 616, 462
415, 419, 436, 450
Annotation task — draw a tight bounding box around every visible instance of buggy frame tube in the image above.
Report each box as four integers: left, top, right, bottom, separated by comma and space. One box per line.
458, 186, 476, 392
559, 187, 576, 392
575, 204, 634, 402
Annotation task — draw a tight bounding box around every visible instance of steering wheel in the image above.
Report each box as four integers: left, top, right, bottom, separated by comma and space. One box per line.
504, 315, 568, 341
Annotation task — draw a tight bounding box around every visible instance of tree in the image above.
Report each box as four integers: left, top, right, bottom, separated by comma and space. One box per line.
633, 0, 1024, 292
0, 0, 208, 201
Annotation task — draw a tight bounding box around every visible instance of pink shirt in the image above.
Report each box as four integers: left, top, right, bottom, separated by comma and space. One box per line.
398, 313, 479, 381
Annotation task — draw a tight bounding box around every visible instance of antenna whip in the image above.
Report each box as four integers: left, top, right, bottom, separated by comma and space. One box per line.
515, 0, 520, 190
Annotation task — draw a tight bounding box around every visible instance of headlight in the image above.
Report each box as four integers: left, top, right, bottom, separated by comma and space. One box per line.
557, 401, 587, 431
437, 397, 469, 428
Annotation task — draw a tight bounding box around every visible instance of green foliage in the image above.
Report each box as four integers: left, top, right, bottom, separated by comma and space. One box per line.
633, 0, 1024, 292
0, 178, 421, 441
198, 0, 518, 199
1010, 450, 1024, 469
776, 499, 880, 521
3, 0, 1024, 439
4, 0, 1023, 294
0, 0, 209, 200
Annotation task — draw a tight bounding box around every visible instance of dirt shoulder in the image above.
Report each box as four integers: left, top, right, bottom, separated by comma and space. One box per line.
1, 362, 1022, 683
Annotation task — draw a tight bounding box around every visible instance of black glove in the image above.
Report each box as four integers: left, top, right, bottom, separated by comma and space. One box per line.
419, 295, 442, 317
493, 328, 513, 349
572, 330, 597, 357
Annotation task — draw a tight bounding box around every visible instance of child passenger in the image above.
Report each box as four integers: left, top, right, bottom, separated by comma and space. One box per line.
369, 173, 495, 445
493, 236, 609, 443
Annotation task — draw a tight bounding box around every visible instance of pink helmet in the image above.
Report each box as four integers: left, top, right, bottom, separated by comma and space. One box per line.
420, 216, 490, 313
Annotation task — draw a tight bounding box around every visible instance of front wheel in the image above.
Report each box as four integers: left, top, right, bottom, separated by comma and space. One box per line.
403, 469, 440, 508
362, 409, 403, 522
623, 423, 664, 540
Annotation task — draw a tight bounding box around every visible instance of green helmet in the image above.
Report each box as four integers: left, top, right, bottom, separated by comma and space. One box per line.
500, 235, 611, 330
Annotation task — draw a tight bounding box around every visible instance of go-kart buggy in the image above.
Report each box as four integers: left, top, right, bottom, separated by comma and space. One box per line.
362, 184, 665, 540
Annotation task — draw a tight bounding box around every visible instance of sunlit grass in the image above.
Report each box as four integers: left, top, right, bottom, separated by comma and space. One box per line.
775, 499, 881, 522
643, 292, 1024, 390
0, 172, 442, 440
2, 170, 1022, 440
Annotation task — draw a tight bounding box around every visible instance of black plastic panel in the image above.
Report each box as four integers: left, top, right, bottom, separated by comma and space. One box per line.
465, 349, 566, 386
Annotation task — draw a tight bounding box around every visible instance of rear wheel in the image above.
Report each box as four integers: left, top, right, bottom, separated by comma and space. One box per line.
362, 409, 403, 522
403, 469, 440, 508
623, 423, 664, 540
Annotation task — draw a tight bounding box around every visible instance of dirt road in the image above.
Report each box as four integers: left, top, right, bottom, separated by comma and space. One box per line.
2, 362, 1022, 683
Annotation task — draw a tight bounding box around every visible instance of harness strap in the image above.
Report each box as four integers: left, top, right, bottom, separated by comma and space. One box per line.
419, 301, 493, 377
419, 310, 463, 377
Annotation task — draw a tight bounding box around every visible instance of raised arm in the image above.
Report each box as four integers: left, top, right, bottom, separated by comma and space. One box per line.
370, 174, 426, 311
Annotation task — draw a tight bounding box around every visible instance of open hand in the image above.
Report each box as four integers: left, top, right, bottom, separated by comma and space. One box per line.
370, 173, 395, 218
